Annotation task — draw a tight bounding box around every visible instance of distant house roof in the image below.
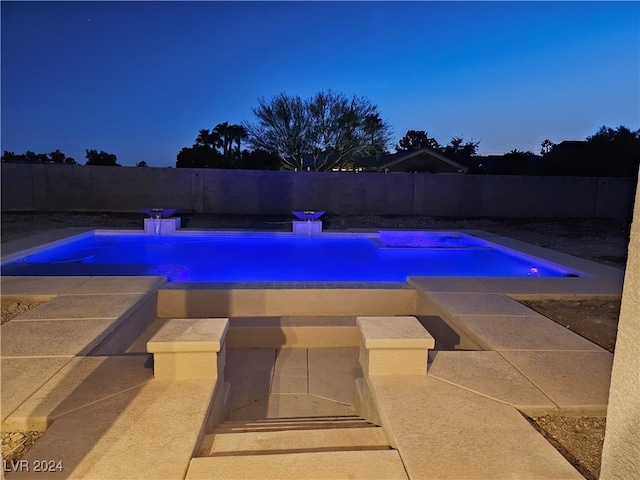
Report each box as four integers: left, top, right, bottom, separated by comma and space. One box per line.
357, 147, 469, 173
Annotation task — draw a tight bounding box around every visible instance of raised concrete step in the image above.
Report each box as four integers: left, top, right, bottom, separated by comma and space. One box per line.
199, 426, 390, 456
226, 316, 359, 348
186, 450, 409, 479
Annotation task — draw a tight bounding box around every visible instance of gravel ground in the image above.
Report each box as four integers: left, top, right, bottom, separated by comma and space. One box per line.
0, 211, 630, 477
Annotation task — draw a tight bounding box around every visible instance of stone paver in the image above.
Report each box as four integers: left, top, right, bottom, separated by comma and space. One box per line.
308, 347, 360, 405
453, 314, 606, 351
15, 294, 145, 320
499, 350, 614, 414
0, 276, 88, 295
4, 355, 153, 431
1, 319, 122, 357
426, 292, 535, 316
225, 349, 275, 411
228, 393, 355, 421
9, 379, 216, 480
65, 276, 166, 294
1, 357, 72, 422
480, 276, 625, 298
366, 374, 583, 479
186, 450, 409, 480
409, 276, 499, 293
427, 351, 557, 415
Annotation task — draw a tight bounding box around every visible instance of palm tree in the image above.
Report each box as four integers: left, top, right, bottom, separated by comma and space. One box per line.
213, 122, 233, 158
540, 139, 555, 155
196, 129, 212, 147
229, 124, 248, 159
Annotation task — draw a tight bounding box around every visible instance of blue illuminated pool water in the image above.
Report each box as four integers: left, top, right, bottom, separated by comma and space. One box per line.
1, 231, 581, 282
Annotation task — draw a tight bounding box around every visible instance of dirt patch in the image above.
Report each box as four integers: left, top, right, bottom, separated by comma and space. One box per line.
1, 431, 44, 465
1, 298, 47, 325
0, 212, 628, 473
527, 415, 606, 480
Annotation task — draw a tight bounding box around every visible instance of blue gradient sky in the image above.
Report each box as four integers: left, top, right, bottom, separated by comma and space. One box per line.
2, 1, 639, 167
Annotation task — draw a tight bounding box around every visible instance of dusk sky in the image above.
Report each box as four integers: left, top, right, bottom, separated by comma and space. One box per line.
2, 1, 639, 168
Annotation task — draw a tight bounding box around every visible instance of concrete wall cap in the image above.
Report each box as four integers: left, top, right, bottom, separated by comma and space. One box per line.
147, 318, 229, 353
357, 316, 435, 349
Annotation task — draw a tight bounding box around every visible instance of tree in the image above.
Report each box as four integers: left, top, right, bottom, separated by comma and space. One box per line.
245, 93, 311, 170
539, 125, 640, 176
441, 136, 480, 163
540, 139, 555, 155
486, 149, 538, 175
246, 90, 392, 171
2, 149, 76, 164
85, 149, 120, 166
395, 130, 440, 151
1, 151, 21, 163
213, 122, 233, 159
363, 113, 393, 155
196, 129, 218, 148
228, 124, 248, 161
136, 161, 148, 167
49, 149, 66, 163
239, 149, 281, 170
176, 144, 224, 168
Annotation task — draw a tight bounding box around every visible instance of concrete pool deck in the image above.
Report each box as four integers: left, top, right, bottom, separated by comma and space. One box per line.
0, 228, 625, 479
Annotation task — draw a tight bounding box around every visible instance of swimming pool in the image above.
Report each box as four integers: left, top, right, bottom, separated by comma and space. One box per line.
0, 230, 584, 282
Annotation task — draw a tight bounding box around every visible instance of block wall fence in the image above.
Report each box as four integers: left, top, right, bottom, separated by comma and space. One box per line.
1, 163, 637, 219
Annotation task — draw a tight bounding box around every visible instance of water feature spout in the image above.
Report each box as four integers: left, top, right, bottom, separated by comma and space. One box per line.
141, 208, 181, 235
292, 211, 324, 236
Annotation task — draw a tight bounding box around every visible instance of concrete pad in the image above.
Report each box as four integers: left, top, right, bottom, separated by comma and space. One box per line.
11, 378, 216, 480
454, 314, 606, 351
225, 349, 275, 411
409, 276, 499, 293
366, 375, 582, 479
1, 357, 72, 422
0, 228, 93, 261
203, 426, 389, 455
271, 375, 308, 394
1, 319, 121, 357
427, 351, 557, 415
4, 355, 153, 431
426, 292, 535, 316
229, 394, 355, 421
65, 276, 166, 294
187, 450, 409, 479
274, 349, 307, 376
479, 276, 624, 298
499, 350, 614, 414
15, 294, 145, 320
308, 348, 360, 405
0, 276, 88, 295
